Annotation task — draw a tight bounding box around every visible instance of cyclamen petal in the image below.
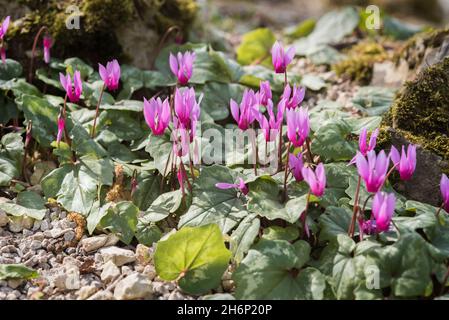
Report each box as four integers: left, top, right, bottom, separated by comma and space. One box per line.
143, 97, 170, 135
289, 153, 304, 182
356, 150, 389, 193
440, 174, 449, 212
99, 59, 121, 91
230, 89, 258, 131
169, 51, 195, 85
59, 71, 82, 103
286, 107, 310, 147
215, 178, 248, 195
390, 145, 416, 180
43, 35, 52, 64
0, 16, 10, 39
271, 41, 295, 74
372, 192, 395, 232
56, 116, 65, 144
301, 163, 326, 197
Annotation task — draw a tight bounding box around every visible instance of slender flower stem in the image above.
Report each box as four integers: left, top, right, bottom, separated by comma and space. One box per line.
160, 149, 173, 193
28, 26, 48, 83
188, 143, 195, 181
180, 160, 192, 192
21, 120, 32, 183
436, 202, 445, 218
152, 25, 181, 69
277, 126, 283, 171
282, 141, 292, 202
91, 84, 105, 138
361, 194, 374, 216
250, 124, 258, 176
305, 137, 314, 165
349, 175, 362, 237
302, 190, 312, 238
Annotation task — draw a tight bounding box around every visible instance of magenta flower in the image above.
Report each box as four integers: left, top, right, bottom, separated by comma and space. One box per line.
271, 41, 295, 74
441, 174, 449, 212
356, 150, 389, 193
143, 97, 171, 135
286, 107, 310, 148
230, 89, 258, 131
172, 124, 190, 157
349, 127, 379, 165
215, 178, 249, 195
257, 81, 272, 106
372, 192, 396, 232
99, 59, 121, 91
282, 84, 306, 109
174, 87, 201, 130
43, 35, 52, 64
301, 163, 326, 197
257, 99, 286, 142
0, 16, 10, 40
169, 51, 195, 86
289, 153, 304, 182
0, 46, 5, 64
56, 116, 65, 145
59, 71, 83, 103
389, 145, 416, 180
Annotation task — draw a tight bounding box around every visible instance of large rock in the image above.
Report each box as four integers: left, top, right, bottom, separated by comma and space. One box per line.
380, 56, 449, 205
80, 234, 119, 252
113, 273, 153, 300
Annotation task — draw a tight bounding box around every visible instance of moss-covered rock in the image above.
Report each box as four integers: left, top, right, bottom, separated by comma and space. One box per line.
378, 57, 449, 205
1, 0, 198, 69
333, 41, 389, 84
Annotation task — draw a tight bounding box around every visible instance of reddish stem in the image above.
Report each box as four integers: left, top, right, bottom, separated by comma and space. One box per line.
349, 175, 362, 237
91, 84, 105, 138
28, 26, 48, 83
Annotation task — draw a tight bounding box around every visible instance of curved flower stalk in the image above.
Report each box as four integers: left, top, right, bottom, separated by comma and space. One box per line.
99, 59, 121, 91
282, 84, 306, 110
0, 16, 10, 63
59, 70, 83, 103
271, 41, 295, 74
286, 107, 310, 148
389, 144, 417, 180
349, 127, 379, 165
356, 150, 389, 193
43, 35, 52, 64
230, 89, 258, 131
302, 163, 326, 197
143, 97, 171, 135
441, 174, 449, 213
215, 178, 249, 195
170, 51, 195, 86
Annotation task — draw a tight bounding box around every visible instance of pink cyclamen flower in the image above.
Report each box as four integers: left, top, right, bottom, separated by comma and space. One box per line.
349, 127, 379, 165
169, 51, 195, 86
389, 145, 416, 181
215, 178, 249, 195
271, 41, 295, 74
143, 97, 171, 136
372, 192, 396, 232
59, 71, 82, 103
56, 116, 65, 145
174, 87, 202, 131
43, 35, 52, 64
301, 163, 326, 197
257, 81, 272, 106
230, 89, 258, 131
0, 46, 5, 64
441, 174, 449, 212
99, 59, 121, 91
282, 84, 306, 109
356, 150, 389, 193
0, 16, 10, 40
286, 107, 310, 147
289, 153, 304, 182
172, 123, 190, 157
257, 99, 286, 142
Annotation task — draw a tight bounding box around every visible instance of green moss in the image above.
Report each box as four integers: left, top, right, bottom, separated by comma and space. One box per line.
5, 0, 198, 66
333, 41, 388, 84
381, 57, 449, 160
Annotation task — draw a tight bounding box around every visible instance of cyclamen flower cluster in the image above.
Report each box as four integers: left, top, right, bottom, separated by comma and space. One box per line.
351, 128, 417, 235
